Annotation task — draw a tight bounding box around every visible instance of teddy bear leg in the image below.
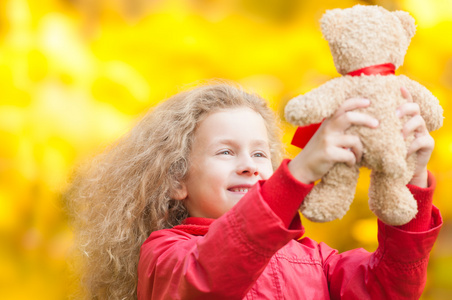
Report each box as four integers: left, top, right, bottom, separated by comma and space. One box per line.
301, 163, 359, 222
368, 171, 418, 225
378, 139, 409, 179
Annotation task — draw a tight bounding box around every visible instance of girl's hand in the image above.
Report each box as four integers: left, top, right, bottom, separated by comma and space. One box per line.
399, 87, 434, 188
289, 98, 379, 184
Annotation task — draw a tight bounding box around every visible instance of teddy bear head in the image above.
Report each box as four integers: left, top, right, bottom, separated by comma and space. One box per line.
320, 5, 416, 75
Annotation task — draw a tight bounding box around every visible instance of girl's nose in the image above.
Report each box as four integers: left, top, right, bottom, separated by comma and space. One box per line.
236, 157, 259, 176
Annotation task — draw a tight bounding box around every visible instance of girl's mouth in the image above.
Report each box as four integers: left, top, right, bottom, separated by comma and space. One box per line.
228, 187, 250, 193
227, 184, 254, 194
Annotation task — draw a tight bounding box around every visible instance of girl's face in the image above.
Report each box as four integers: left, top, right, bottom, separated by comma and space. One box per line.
176, 107, 274, 219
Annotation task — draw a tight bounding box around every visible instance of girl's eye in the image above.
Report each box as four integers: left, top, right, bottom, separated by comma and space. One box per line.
218, 150, 232, 155
253, 152, 267, 158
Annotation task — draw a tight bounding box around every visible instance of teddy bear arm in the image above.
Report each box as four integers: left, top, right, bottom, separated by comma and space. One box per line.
399, 75, 444, 131
285, 78, 346, 126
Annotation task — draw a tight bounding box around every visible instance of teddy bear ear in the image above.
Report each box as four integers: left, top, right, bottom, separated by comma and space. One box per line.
393, 10, 416, 40
320, 8, 344, 42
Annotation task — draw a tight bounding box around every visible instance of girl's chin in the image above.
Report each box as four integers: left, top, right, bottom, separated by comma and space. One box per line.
227, 190, 248, 196
227, 191, 249, 203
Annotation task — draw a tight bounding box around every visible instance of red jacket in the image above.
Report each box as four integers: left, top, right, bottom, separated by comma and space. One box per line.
137, 160, 442, 299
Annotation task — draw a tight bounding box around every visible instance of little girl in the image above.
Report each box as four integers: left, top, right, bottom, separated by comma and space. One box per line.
68, 82, 442, 299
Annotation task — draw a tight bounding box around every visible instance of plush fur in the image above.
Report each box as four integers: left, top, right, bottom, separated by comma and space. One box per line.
284, 5, 443, 225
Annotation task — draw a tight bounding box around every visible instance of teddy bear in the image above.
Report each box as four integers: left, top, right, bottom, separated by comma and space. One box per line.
284, 4, 443, 225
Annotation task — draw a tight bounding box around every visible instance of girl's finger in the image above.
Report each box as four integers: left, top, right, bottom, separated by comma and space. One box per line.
330, 111, 379, 132
401, 86, 413, 102
402, 115, 427, 138
407, 134, 434, 157
332, 147, 357, 167
397, 102, 420, 118
341, 135, 363, 164
335, 98, 370, 116
329, 135, 363, 164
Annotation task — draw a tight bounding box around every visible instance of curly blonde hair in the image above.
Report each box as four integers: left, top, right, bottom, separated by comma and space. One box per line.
66, 82, 283, 299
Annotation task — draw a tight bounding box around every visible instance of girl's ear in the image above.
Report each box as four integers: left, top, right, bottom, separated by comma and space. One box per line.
172, 183, 188, 201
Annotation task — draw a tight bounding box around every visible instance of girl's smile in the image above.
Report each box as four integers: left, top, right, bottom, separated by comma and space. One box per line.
175, 107, 274, 219
227, 185, 253, 193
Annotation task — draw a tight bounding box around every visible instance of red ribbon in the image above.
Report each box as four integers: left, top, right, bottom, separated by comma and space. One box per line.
291, 122, 322, 149
291, 63, 395, 149
347, 63, 395, 76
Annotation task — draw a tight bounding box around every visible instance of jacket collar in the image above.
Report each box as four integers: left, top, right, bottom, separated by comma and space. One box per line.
173, 217, 216, 236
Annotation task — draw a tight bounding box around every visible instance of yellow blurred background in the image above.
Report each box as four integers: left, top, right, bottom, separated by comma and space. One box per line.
0, 0, 451, 299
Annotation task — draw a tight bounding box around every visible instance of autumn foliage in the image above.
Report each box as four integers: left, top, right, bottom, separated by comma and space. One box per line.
0, 0, 451, 299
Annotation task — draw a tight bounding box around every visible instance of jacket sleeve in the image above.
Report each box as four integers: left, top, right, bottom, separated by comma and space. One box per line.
137, 162, 311, 300
322, 172, 442, 300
